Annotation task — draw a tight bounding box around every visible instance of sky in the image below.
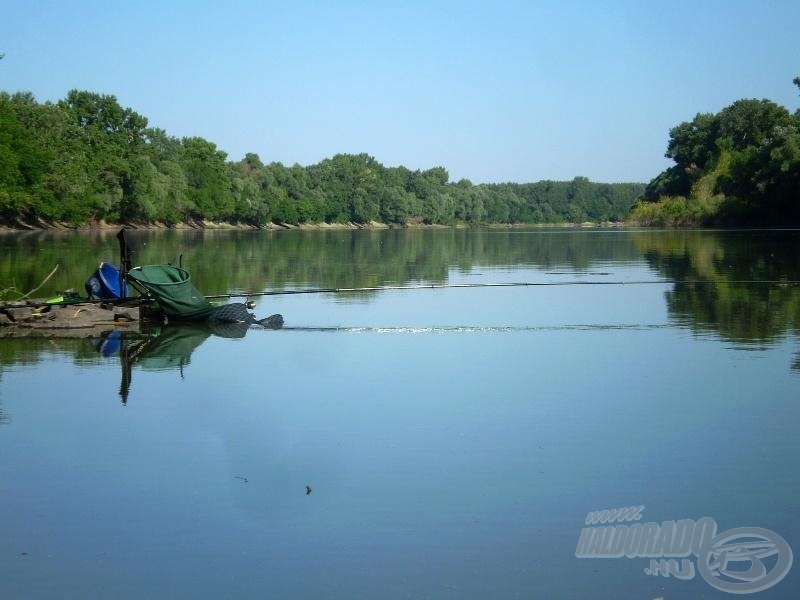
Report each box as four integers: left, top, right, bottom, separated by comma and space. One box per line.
1, 0, 798, 184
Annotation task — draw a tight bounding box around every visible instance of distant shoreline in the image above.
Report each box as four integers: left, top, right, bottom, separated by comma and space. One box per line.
0, 219, 629, 233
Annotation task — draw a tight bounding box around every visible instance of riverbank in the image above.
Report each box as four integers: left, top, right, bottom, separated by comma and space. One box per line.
0, 219, 627, 233
0, 218, 411, 233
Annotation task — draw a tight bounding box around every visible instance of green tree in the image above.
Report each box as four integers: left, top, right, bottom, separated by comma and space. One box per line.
0, 93, 52, 220
405, 166, 454, 224
717, 99, 791, 151
452, 179, 487, 224
636, 82, 800, 226
230, 153, 272, 225
58, 90, 150, 221
313, 153, 382, 223
143, 128, 190, 223
180, 137, 234, 221
644, 112, 721, 200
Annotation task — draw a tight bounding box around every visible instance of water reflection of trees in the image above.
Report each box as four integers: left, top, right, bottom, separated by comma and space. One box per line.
3, 228, 800, 348
0, 337, 87, 424
1, 228, 644, 298
633, 230, 800, 344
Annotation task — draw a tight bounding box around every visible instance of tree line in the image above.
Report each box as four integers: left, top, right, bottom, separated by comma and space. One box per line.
631, 77, 800, 226
0, 90, 643, 227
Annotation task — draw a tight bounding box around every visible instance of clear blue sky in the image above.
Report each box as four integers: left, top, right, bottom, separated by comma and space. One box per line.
1, 0, 798, 184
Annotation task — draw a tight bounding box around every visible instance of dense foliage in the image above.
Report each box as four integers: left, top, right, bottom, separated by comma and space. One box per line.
631, 78, 800, 226
0, 90, 643, 227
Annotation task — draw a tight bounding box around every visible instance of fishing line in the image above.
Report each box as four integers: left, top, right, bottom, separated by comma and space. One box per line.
276, 324, 675, 334
206, 279, 800, 300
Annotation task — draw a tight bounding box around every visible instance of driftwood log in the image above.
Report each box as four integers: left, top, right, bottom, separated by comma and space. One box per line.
0, 300, 141, 338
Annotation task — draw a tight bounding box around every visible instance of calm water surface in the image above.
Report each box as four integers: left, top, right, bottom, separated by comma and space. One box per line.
1, 229, 798, 599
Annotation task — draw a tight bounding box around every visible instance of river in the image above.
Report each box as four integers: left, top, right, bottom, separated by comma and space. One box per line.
1, 228, 798, 598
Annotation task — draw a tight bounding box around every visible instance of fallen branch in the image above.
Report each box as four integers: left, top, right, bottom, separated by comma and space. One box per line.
18, 264, 59, 300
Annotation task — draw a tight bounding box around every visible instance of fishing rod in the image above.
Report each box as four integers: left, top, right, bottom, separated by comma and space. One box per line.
205, 280, 670, 299
6, 279, 657, 308
7, 279, 800, 309
278, 324, 675, 333
203, 279, 800, 300
1, 295, 155, 310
